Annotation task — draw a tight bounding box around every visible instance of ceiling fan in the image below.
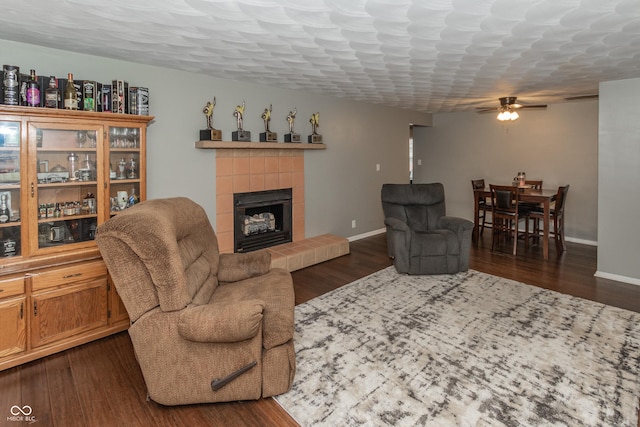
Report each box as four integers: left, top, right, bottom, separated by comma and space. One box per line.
564, 94, 599, 101
476, 97, 547, 121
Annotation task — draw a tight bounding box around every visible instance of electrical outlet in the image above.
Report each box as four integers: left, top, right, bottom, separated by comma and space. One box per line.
417, 159, 422, 166
376, 163, 380, 171
351, 219, 356, 228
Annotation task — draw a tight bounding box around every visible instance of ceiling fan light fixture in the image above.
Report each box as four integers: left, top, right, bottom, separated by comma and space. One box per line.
497, 108, 519, 121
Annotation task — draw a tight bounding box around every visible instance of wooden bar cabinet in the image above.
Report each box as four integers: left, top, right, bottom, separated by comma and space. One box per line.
0, 105, 153, 370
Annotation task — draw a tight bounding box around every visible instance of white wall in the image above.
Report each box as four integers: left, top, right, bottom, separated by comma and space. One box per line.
1, 39, 431, 239
412, 101, 599, 244
597, 78, 640, 285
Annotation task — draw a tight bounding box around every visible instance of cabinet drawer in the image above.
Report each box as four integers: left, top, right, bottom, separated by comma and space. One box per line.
30, 260, 107, 292
0, 277, 25, 299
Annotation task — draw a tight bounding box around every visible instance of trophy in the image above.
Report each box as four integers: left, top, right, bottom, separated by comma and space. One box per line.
285, 108, 300, 143
232, 100, 251, 141
200, 97, 222, 141
259, 104, 278, 142
308, 112, 322, 143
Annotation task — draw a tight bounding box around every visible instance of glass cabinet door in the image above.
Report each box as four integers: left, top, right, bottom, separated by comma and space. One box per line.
0, 121, 22, 258
29, 123, 103, 253
107, 125, 142, 215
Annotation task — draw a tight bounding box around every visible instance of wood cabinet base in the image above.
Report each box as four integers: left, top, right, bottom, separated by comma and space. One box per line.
0, 257, 130, 372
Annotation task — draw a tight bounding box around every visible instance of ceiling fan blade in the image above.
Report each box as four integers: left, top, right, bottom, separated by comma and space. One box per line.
517, 104, 547, 110
476, 97, 547, 114
475, 107, 499, 113
565, 94, 599, 101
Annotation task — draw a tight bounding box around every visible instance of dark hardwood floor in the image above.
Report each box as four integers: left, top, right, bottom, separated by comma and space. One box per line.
2, 232, 639, 427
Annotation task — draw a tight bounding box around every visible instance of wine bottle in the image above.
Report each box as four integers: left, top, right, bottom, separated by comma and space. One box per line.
64, 73, 78, 110
26, 69, 41, 107
0, 194, 10, 224
44, 76, 60, 108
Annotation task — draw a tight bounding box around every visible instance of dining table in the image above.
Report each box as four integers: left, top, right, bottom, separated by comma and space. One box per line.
473, 186, 558, 260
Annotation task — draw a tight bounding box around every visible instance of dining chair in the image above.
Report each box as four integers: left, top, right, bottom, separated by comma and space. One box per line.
529, 185, 570, 253
521, 179, 544, 222
490, 184, 531, 255
471, 179, 491, 236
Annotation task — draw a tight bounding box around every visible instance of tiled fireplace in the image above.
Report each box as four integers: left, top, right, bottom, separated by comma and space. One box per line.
215, 148, 305, 253
211, 144, 349, 271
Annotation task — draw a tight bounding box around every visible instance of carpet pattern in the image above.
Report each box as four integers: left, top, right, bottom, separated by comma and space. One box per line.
275, 267, 640, 426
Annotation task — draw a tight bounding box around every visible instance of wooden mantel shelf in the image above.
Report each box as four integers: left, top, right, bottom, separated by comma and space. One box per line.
195, 140, 326, 150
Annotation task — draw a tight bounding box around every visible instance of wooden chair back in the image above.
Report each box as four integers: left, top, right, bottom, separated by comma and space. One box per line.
524, 180, 543, 189
490, 184, 519, 213
471, 179, 485, 190
490, 184, 530, 255
554, 185, 570, 215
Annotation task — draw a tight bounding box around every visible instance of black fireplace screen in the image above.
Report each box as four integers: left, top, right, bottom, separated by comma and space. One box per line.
233, 188, 292, 252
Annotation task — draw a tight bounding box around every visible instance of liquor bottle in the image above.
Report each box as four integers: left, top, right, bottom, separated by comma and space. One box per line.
64, 73, 78, 110
26, 69, 41, 107
44, 76, 60, 108
0, 194, 9, 224
83, 81, 95, 111
2, 65, 20, 105
54, 203, 61, 218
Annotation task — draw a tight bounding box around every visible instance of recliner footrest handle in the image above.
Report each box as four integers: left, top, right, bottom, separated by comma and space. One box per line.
211, 361, 258, 391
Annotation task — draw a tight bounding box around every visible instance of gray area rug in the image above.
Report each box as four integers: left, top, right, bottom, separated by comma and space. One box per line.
275, 267, 640, 426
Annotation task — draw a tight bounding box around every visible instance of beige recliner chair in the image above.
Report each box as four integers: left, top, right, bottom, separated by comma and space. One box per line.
96, 197, 295, 406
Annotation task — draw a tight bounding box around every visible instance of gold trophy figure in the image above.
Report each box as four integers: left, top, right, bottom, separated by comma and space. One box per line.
285, 108, 300, 142
308, 112, 322, 143
260, 104, 277, 142
232, 100, 251, 141
200, 96, 222, 141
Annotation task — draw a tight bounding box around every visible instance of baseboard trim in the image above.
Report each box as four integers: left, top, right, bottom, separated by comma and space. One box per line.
354, 228, 638, 287
594, 271, 640, 287
566, 237, 597, 246
348, 228, 386, 242
472, 224, 599, 248
351, 228, 598, 247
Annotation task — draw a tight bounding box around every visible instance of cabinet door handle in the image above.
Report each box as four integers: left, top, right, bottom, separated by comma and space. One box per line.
20, 302, 24, 319
31, 182, 35, 197
33, 301, 37, 316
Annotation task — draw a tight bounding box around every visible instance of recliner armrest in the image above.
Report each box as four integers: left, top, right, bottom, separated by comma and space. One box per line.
384, 217, 410, 233
218, 250, 271, 283
437, 216, 474, 237
178, 300, 265, 343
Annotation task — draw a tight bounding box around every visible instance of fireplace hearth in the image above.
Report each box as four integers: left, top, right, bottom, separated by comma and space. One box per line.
234, 188, 292, 253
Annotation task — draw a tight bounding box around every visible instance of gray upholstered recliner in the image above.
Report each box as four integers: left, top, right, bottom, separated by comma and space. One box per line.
381, 183, 473, 275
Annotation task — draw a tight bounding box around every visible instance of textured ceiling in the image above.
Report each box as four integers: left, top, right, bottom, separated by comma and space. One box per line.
1, 0, 639, 113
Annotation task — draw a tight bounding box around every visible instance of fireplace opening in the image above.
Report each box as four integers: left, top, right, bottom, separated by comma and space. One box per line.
234, 188, 292, 253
